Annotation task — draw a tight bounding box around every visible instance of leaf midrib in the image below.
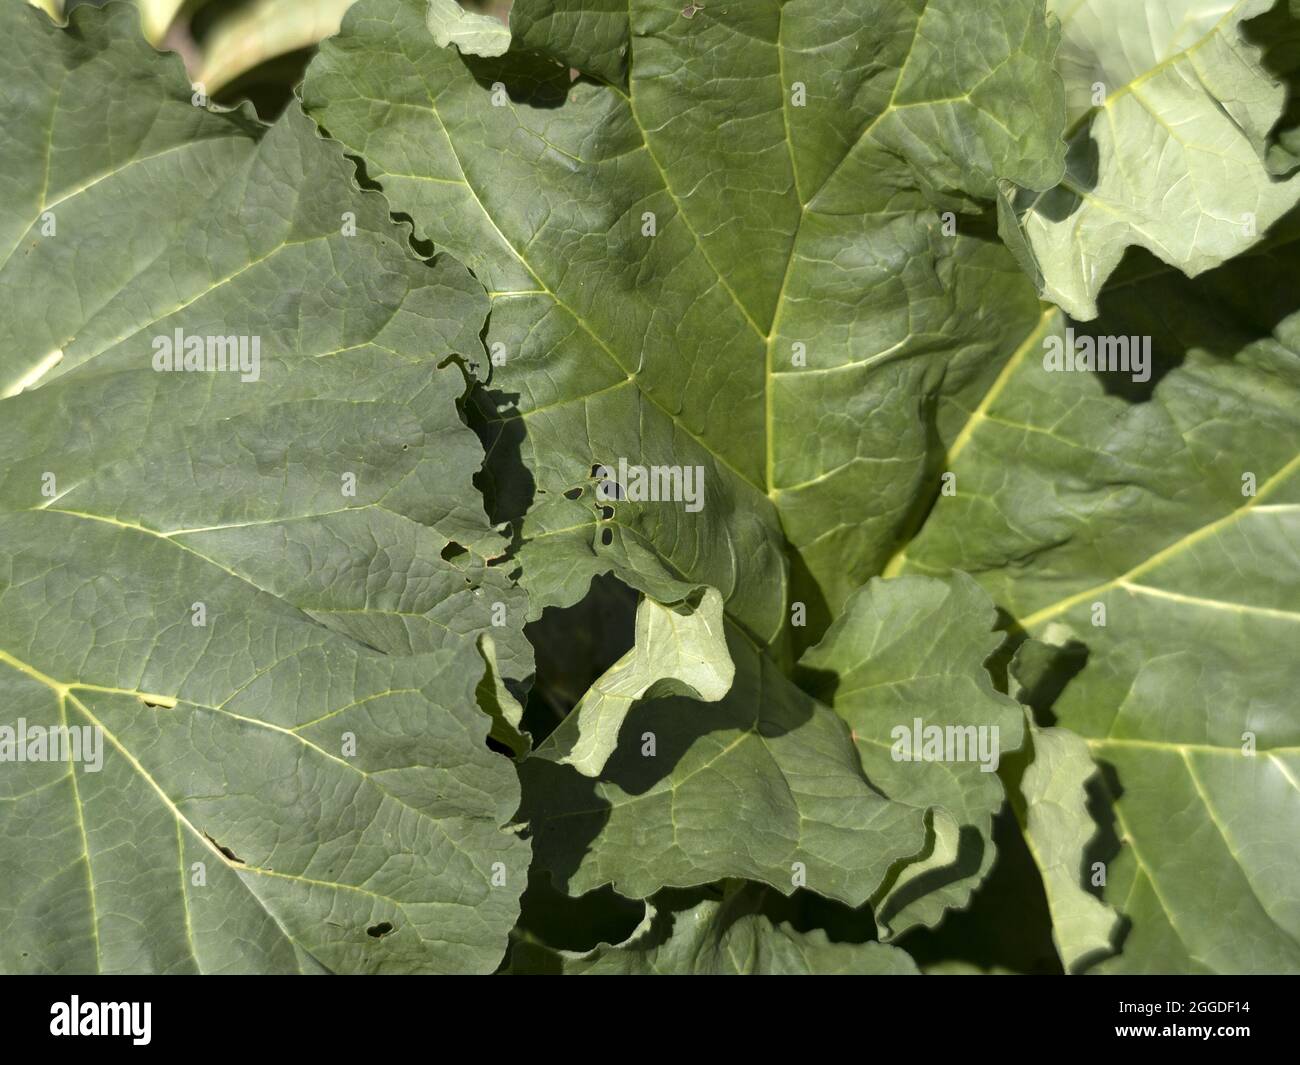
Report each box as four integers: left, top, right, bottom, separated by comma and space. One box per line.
1019, 449, 1300, 628
1056, 0, 1256, 144
417, 0, 987, 502
416, 87, 770, 495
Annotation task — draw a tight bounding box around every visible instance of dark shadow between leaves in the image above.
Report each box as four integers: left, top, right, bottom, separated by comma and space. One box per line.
520, 629, 823, 895
1012, 635, 1091, 729
519, 573, 637, 742
464, 381, 532, 542
1242, 0, 1300, 173
1082, 200, 1300, 400
1002, 126, 1099, 232
507, 868, 645, 958
787, 549, 833, 657
1075, 757, 1130, 973
984, 605, 1023, 695
214, 48, 316, 121
460, 47, 573, 109
655, 879, 884, 950
517, 757, 610, 893
896, 806, 1063, 974
875, 821, 984, 935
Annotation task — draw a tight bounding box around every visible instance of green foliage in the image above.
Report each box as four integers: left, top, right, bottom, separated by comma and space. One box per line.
2, 0, 1296, 975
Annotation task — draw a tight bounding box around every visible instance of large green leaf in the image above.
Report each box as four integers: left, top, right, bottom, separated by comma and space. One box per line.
1000, 0, 1300, 319
520, 573, 1021, 922
303, 0, 1066, 635
509, 883, 920, 974
897, 220, 1300, 973
519, 617, 929, 907
302, 0, 1068, 926
0, 2, 527, 974
799, 573, 1025, 937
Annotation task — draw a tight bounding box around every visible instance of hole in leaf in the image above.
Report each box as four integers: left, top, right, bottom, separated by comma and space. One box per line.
563, 487, 583, 500
367, 922, 394, 938
600, 527, 613, 546
599, 505, 614, 520
139, 694, 177, 709
597, 478, 625, 501
441, 541, 468, 562
203, 832, 245, 865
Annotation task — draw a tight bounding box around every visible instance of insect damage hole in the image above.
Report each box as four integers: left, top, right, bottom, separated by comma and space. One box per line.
366, 921, 394, 938
139, 693, 177, 709
202, 831, 245, 865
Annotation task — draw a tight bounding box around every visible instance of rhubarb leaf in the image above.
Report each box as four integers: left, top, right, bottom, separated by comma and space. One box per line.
303, 0, 1066, 631
1000, 0, 1300, 319
798, 573, 1025, 937
899, 217, 1300, 974
0, 1, 526, 975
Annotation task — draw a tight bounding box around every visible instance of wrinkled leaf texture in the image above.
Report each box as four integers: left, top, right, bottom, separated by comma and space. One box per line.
0, 1, 528, 974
